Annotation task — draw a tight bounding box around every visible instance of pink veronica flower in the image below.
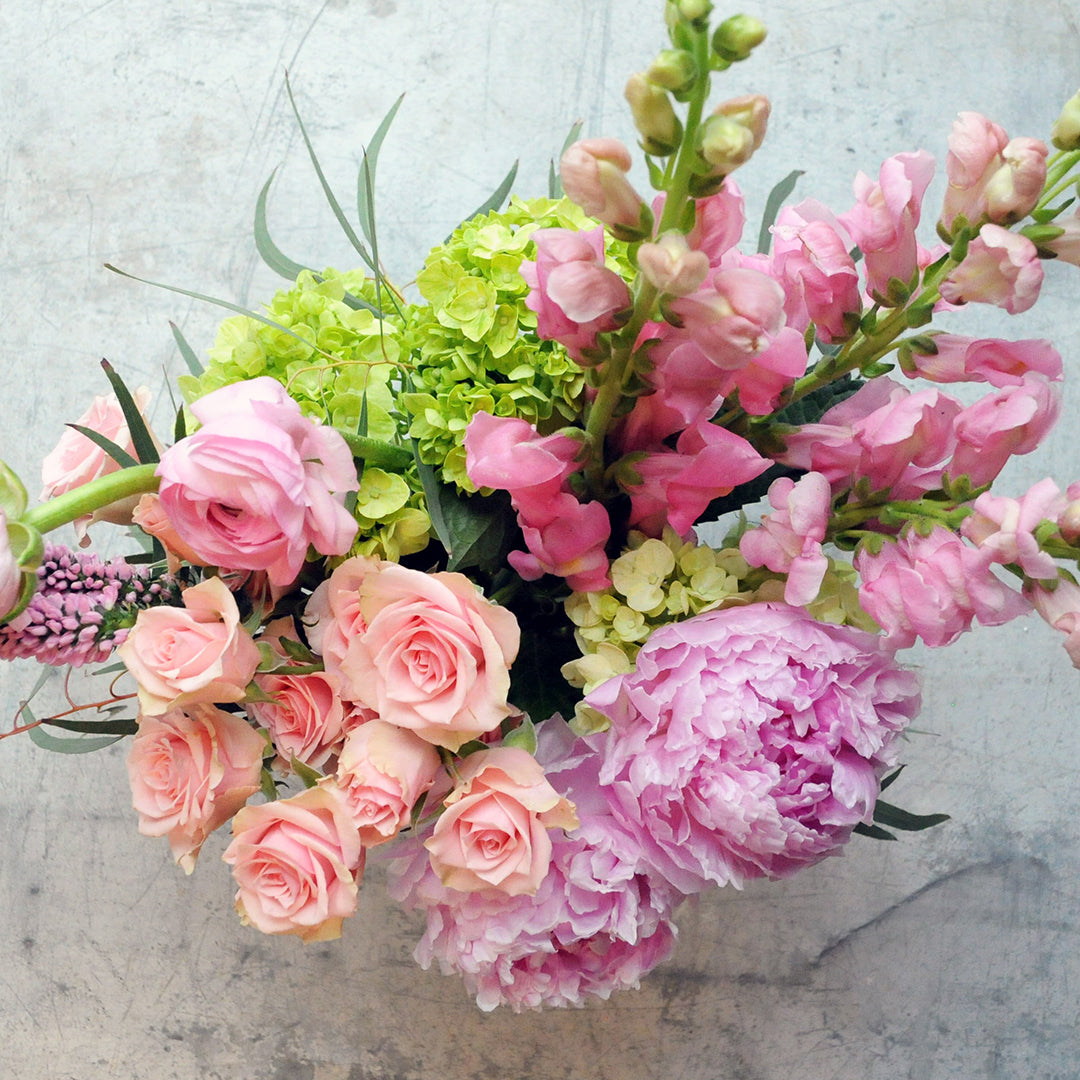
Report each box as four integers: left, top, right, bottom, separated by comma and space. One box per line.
509, 493, 612, 593
905, 334, 1062, 387
739, 472, 832, 605
939, 224, 1043, 314
960, 478, 1063, 580
1027, 578, 1080, 668
855, 527, 1029, 649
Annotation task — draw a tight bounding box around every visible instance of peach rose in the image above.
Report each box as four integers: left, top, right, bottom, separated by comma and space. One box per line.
333, 720, 443, 846
126, 704, 265, 872
425, 747, 578, 896
222, 785, 364, 942
247, 670, 352, 769
118, 576, 261, 715
307, 556, 520, 751
132, 493, 209, 573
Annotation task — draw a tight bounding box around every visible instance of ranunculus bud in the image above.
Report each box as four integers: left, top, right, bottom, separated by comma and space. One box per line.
636, 232, 710, 296
624, 73, 683, 156
1052, 89, 1080, 151
712, 14, 767, 63
647, 49, 697, 94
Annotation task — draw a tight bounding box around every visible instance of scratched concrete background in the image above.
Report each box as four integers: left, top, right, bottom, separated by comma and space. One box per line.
3, 1, 1080, 1078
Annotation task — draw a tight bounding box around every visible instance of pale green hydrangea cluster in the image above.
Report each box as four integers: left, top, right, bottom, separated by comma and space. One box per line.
400, 196, 634, 491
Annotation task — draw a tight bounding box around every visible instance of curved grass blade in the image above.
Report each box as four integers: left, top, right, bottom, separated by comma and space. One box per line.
169, 321, 204, 377
457, 160, 519, 231
756, 168, 804, 255
255, 167, 313, 281
357, 93, 405, 246
100, 359, 159, 463
67, 424, 138, 470
44, 716, 138, 736
549, 121, 583, 198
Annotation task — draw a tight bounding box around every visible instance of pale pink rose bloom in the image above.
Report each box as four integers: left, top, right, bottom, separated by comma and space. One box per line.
332, 720, 442, 846
940, 112, 1010, 231
961, 478, 1063, 580
322, 557, 520, 751
0, 511, 21, 620
740, 472, 832, 605
425, 747, 578, 896
248, 670, 351, 770
520, 228, 631, 362
627, 417, 770, 536
304, 558, 371, 679
636, 232, 710, 296
40, 387, 154, 543
508, 493, 612, 592
668, 266, 786, 367
560, 138, 645, 231
118, 576, 261, 715
156, 377, 357, 587
223, 785, 364, 942
905, 335, 1062, 387
838, 150, 935, 298
939, 224, 1043, 314
132, 492, 209, 573
855, 526, 1029, 649
771, 201, 862, 341
947, 374, 1061, 487
1027, 578, 1080, 667
127, 704, 265, 873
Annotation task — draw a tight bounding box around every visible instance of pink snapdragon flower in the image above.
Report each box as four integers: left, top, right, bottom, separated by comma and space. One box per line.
855, 527, 1029, 648
559, 138, 645, 232
739, 472, 832, 605
939, 224, 1043, 314
682, 181, 746, 265
1044, 207, 1080, 265
838, 150, 935, 299
520, 228, 631, 362
508, 493, 612, 592
636, 232, 710, 296
1027, 578, 1080, 667
960, 478, 1063, 580
905, 335, 1062, 387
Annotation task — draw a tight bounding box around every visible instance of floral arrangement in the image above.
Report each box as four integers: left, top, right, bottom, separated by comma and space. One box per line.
4, 0, 1080, 1013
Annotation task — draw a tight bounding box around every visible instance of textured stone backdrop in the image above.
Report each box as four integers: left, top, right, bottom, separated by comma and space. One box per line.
3, 2, 1080, 1077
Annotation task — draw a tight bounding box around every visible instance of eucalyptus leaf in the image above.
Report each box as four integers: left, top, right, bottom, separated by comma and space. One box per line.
255, 168, 313, 281
357, 94, 405, 246
169, 321, 204, 377
872, 799, 950, 832
67, 424, 139, 470
853, 821, 897, 841
456, 161, 519, 233
43, 716, 138, 736
28, 723, 125, 754
100, 360, 160, 464
757, 169, 804, 254
549, 121, 583, 197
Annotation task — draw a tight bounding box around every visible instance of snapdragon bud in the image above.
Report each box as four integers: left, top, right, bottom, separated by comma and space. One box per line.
983, 137, 1049, 224
637, 232, 710, 296
647, 49, 698, 95
712, 14, 767, 63
667, 0, 713, 28
1052, 90, 1080, 151
697, 94, 770, 175
625, 73, 683, 156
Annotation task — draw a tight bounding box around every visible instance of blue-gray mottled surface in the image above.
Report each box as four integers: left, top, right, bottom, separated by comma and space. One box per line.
2, 2, 1080, 1077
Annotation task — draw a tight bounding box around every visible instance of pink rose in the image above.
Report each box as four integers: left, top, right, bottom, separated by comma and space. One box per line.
310, 557, 521, 751
222, 785, 364, 942
247, 670, 352, 769
118, 576, 261, 715
126, 704, 265, 872
156, 377, 358, 587
332, 720, 443, 846
425, 747, 578, 896
939, 224, 1043, 314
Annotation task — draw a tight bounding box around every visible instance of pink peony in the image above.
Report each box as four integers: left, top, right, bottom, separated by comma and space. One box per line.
425, 746, 578, 896
960, 477, 1063, 580
247, 670, 353, 770
222, 784, 364, 942
331, 719, 442, 846
118, 576, 260, 716
508, 493, 612, 592
126, 704, 265, 873
559, 138, 645, 231
585, 603, 921, 893
156, 377, 358, 587
904, 335, 1062, 387
855, 526, 1029, 648
939, 224, 1043, 314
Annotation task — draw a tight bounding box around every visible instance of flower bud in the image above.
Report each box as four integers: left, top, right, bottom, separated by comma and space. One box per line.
698, 116, 754, 174
983, 137, 1048, 224
714, 93, 770, 151
647, 49, 698, 95
712, 14, 767, 63
560, 138, 647, 234
624, 74, 683, 156
1060, 484, 1080, 543
1051, 89, 1080, 151
667, 0, 713, 27
636, 232, 710, 296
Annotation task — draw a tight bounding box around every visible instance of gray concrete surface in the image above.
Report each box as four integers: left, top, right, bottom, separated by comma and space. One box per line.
3, 2, 1080, 1077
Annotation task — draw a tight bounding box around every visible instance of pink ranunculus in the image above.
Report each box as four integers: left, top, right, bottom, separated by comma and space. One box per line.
247, 670, 351, 770
118, 576, 261, 716
321, 557, 520, 751
939, 224, 1043, 314
668, 266, 786, 368
425, 747, 578, 896
40, 387, 154, 543
131, 492, 210, 573
332, 719, 443, 846
961, 478, 1063, 580
940, 112, 1010, 231
521, 228, 631, 362
559, 138, 645, 232
508, 493, 612, 592
223, 785, 364, 942
1027, 577, 1080, 667
905, 334, 1063, 387
156, 377, 358, 587
627, 418, 770, 536
586, 603, 921, 892
838, 150, 935, 299
0, 511, 21, 620
126, 704, 265, 873
947, 373, 1061, 488
855, 526, 1029, 649
739, 472, 832, 605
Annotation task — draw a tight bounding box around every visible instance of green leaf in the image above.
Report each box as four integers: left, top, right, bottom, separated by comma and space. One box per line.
502, 713, 537, 755
260, 767, 279, 802
285, 73, 375, 273
757, 169, 804, 254
853, 821, 898, 841
100, 360, 159, 464
254, 168, 313, 281
508, 619, 581, 727
43, 715, 138, 736
879, 765, 905, 792
169, 321, 204, 377
457, 161, 519, 231
439, 488, 516, 573
338, 431, 414, 470
357, 94, 405, 246
410, 441, 453, 554
873, 799, 950, 832
0, 459, 29, 520
290, 755, 323, 789
27, 704, 125, 754
549, 121, 583, 198
67, 424, 139, 470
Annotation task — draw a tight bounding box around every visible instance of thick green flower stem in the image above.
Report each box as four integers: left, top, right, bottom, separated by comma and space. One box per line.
1038, 150, 1080, 211
23, 463, 160, 535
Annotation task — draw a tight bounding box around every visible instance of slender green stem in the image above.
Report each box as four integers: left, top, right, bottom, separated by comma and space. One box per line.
24, 463, 159, 534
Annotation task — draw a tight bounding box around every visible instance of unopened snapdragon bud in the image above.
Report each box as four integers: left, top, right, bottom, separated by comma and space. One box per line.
698, 94, 770, 175
560, 138, 648, 236
637, 232, 710, 296
647, 49, 698, 95
983, 137, 1049, 224
667, 0, 713, 27
712, 14, 767, 63
1051, 90, 1080, 151
625, 73, 683, 157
